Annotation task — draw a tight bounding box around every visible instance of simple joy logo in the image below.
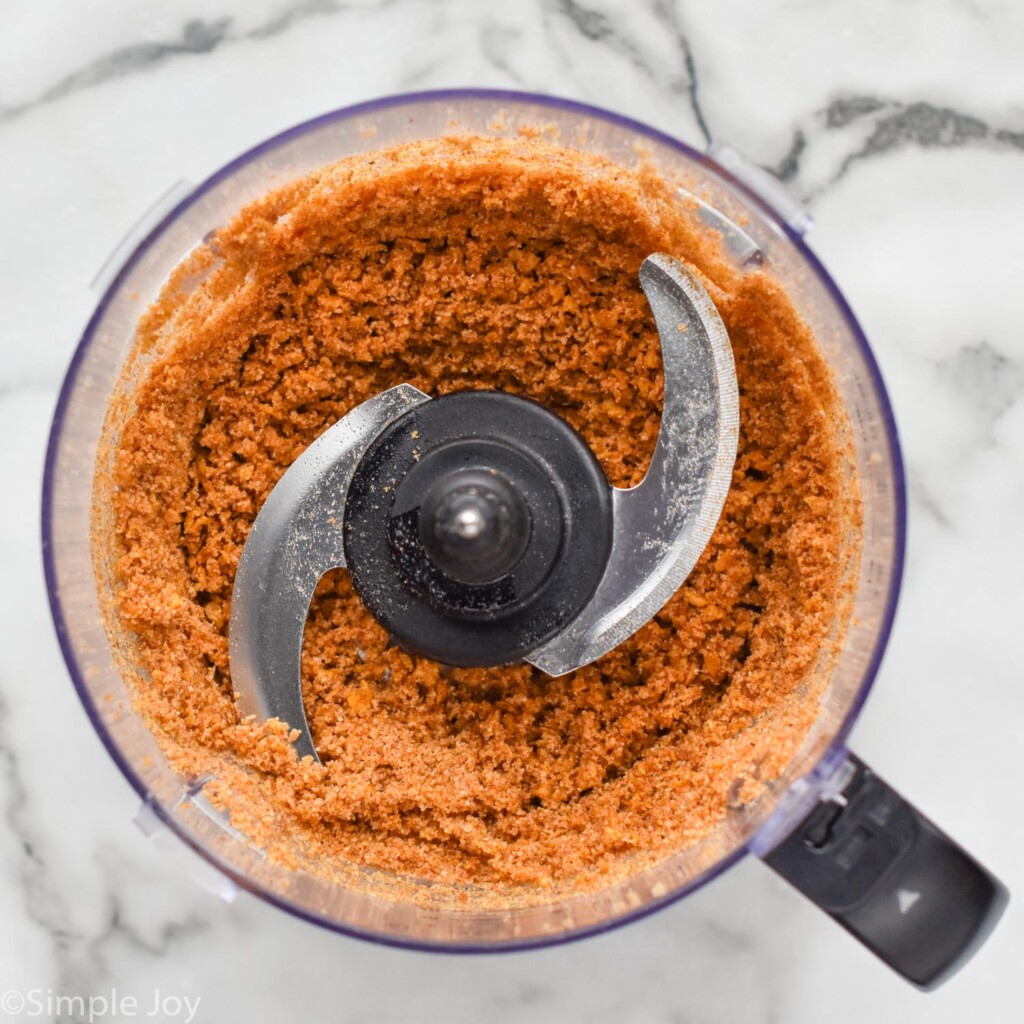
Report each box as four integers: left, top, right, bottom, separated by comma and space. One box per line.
1, 988, 201, 1022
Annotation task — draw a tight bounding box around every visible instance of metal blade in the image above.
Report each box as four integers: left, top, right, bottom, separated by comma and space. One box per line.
228, 383, 431, 761
525, 253, 739, 676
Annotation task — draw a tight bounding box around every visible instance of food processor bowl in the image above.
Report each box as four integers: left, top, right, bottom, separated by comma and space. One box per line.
42, 90, 1006, 986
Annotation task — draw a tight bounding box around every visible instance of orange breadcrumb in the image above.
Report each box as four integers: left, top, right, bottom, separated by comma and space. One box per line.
95, 135, 858, 907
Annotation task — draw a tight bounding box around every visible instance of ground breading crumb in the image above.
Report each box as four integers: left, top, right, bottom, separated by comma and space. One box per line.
95, 134, 858, 907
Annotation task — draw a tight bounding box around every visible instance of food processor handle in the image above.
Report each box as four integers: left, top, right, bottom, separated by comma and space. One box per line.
761, 752, 1008, 990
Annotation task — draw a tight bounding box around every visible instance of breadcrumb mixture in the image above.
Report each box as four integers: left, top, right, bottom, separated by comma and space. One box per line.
98, 135, 857, 902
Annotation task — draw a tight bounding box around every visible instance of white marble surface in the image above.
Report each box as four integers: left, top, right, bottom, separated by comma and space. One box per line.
2, 1, 1023, 1021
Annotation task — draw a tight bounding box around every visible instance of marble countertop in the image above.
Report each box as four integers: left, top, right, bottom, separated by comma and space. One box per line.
2, 1, 1023, 1021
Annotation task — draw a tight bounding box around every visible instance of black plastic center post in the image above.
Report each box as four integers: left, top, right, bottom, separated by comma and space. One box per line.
342, 391, 614, 667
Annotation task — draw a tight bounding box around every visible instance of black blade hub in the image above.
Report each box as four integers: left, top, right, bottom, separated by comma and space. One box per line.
343, 390, 613, 666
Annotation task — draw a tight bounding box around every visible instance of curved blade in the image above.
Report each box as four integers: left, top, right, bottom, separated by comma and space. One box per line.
525, 254, 739, 676
229, 383, 430, 761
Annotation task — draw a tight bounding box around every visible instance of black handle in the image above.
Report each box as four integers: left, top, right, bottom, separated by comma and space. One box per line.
763, 753, 1008, 990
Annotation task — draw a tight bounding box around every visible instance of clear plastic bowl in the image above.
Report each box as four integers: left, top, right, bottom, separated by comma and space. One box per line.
42, 90, 904, 950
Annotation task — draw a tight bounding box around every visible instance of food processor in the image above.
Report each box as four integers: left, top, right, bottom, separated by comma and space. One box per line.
42, 90, 1008, 990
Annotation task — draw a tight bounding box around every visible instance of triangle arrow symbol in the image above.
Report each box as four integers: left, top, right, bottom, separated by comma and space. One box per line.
897, 888, 921, 915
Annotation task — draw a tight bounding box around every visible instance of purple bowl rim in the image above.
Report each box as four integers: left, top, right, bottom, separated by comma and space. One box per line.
40, 87, 907, 953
